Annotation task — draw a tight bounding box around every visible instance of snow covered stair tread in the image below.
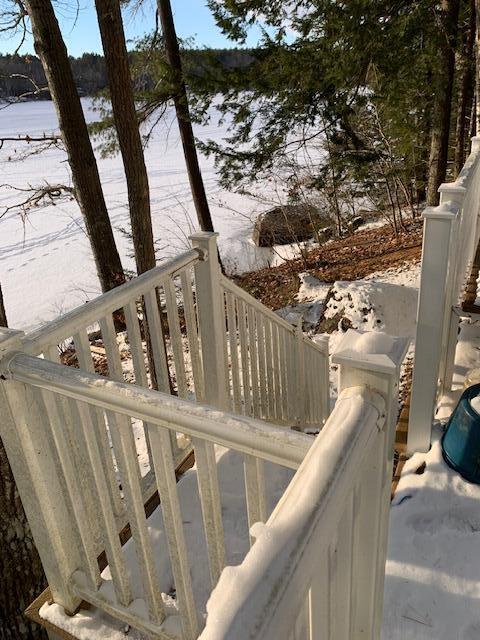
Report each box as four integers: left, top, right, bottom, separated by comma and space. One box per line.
39, 447, 294, 639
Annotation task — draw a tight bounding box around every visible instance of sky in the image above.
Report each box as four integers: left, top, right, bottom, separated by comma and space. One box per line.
0, 0, 263, 57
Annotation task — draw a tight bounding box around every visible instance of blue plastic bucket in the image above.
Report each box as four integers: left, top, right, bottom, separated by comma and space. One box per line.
442, 383, 480, 484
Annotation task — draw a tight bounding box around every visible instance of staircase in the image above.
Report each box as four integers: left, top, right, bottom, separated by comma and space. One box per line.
0, 231, 340, 639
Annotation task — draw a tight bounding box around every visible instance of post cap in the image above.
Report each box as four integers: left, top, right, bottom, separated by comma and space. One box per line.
332, 329, 410, 375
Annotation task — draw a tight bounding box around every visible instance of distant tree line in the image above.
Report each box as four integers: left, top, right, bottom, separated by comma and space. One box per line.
0, 48, 255, 99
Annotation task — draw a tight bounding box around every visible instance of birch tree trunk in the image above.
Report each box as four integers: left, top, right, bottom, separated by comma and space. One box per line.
427, 0, 461, 205
95, 0, 156, 275
0, 286, 47, 639
24, 0, 125, 292
157, 0, 215, 232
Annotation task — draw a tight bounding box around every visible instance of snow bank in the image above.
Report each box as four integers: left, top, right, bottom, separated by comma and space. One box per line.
382, 425, 480, 640
324, 279, 418, 338
382, 319, 480, 640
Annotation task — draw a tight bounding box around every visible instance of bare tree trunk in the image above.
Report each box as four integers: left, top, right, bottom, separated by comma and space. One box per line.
427, 0, 461, 205
0, 284, 47, 640
0, 285, 7, 329
24, 0, 125, 292
476, 0, 480, 131
454, 0, 475, 176
95, 0, 156, 275
157, 0, 215, 232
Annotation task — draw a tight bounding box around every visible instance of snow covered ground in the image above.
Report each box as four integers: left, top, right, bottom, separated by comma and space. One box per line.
382, 320, 480, 640
0, 99, 282, 330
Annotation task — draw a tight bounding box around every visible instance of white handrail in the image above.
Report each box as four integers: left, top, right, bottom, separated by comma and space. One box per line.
6, 352, 312, 470
408, 136, 480, 453
200, 386, 386, 640
22, 249, 201, 355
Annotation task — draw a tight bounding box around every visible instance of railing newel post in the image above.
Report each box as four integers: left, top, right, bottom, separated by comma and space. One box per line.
0, 329, 82, 614
408, 204, 458, 454
333, 329, 409, 640
189, 232, 229, 410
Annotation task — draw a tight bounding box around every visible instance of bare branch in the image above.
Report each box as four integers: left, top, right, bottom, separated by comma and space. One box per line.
0, 133, 64, 160
0, 0, 29, 54
1, 182, 75, 220
0, 73, 50, 109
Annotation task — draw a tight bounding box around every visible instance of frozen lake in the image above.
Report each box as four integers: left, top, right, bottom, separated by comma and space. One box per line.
0, 99, 275, 329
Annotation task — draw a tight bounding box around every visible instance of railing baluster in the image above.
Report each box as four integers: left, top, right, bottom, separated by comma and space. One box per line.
143, 288, 171, 393
350, 438, 383, 640
247, 306, 260, 417
45, 344, 60, 363
256, 314, 268, 419
108, 411, 165, 624
148, 425, 199, 640
40, 389, 100, 589
99, 315, 125, 381
237, 299, 251, 416
124, 301, 154, 466
330, 494, 354, 640
264, 319, 274, 421
309, 553, 330, 639
295, 320, 306, 429
278, 328, 289, 422
244, 455, 267, 546
164, 278, 188, 398
272, 324, 283, 422
73, 330, 123, 517
180, 270, 205, 401
101, 312, 159, 477
124, 300, 148, 387
226, 292, 242, 414
221, 291, 230, 404
74, 400, 132, 607
193, 438, 226, 586
317, 336, 330, 428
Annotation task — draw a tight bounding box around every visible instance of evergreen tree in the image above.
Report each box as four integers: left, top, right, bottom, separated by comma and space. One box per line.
195, 1, 440, 218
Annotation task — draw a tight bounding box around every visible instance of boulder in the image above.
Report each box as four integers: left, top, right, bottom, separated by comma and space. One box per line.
252, 204, 332, 247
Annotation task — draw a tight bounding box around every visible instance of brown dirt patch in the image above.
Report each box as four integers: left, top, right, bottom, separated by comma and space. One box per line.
234, 221, 422, 309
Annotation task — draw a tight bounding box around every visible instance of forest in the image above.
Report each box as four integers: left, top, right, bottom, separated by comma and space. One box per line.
0, 47, 255, 97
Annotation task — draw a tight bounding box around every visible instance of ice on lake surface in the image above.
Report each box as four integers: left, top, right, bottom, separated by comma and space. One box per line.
0, 99, 278, 329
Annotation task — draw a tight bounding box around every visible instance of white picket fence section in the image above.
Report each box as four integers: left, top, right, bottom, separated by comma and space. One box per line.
0, 230, 407, 640
200, 332, 408, 640
408, 136, 480, 453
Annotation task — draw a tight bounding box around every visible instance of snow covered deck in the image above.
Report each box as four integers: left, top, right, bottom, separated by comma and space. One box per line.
383, 321, 480, 639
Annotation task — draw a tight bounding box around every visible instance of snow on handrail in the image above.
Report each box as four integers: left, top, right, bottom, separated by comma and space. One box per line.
6, 352, 312, 469
200, 386, 386, 640
21, 248, 201, 356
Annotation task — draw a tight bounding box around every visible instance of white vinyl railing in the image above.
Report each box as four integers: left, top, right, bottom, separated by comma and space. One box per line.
0, 347, 312, 640
220, 276, 329, 429
0, 327, 406, 640
408, 136, 480, 453
200, 331, 408, 640
20, 232, 330, 432
1, 232, 330, 530
0, 231, 334, 639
